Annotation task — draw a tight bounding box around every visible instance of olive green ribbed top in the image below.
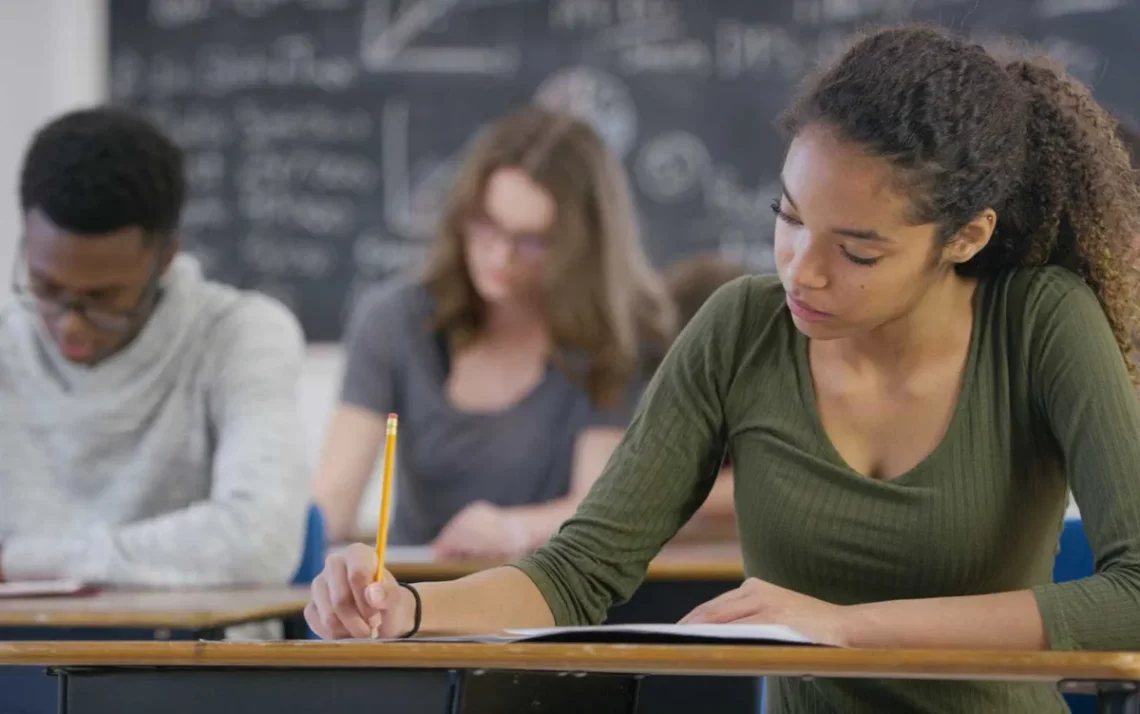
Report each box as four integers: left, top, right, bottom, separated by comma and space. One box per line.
514, 266, 1140, 714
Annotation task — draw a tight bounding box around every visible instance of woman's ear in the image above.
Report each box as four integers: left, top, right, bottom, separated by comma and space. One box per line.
944, 208, 996, 264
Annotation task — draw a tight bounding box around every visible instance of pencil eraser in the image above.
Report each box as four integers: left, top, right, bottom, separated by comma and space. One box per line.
388, 413, 398, 419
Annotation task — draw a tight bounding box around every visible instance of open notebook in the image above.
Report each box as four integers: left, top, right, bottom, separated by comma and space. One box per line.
0, 579, 95, 598
372, 623, 821, 646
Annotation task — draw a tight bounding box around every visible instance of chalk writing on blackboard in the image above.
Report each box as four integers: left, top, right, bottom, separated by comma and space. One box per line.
113, 0, 1140, 341
235, 101, 373, 148
359, 0, 523, 75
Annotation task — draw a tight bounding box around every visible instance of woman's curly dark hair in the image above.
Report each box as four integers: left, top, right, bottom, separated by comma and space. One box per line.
782, 25, 1140, 380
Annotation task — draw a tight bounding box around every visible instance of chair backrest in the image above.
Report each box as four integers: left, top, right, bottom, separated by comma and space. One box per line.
292, 504, 327, 585
1053, 518, 1094, 584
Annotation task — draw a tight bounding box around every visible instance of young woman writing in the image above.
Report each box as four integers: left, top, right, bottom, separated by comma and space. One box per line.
306, 26, 1140, 713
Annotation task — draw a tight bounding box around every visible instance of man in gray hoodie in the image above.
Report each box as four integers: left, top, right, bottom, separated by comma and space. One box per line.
0, 106, 308, 586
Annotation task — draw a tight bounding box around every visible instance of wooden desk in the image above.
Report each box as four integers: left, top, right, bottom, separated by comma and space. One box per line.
382, 543, 750, 714
0, 587, 310, 714
0, 586, 310, 632
385, 543, 745, 582
0, 641, 1135, 714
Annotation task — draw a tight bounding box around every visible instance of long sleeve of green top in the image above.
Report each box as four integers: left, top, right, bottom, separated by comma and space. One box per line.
513, 266, 1140, 714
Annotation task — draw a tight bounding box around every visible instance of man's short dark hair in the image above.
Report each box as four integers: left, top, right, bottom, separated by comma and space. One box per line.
19, 105, 185, 240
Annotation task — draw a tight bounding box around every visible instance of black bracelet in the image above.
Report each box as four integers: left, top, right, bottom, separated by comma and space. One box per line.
399, 582, 422, 639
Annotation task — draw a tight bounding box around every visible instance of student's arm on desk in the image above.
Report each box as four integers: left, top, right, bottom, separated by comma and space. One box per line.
0, 298, 309, 586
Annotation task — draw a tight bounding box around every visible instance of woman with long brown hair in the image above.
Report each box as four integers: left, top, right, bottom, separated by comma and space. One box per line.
312, 105, 674, 559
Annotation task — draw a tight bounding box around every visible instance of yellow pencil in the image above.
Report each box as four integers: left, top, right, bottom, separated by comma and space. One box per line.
374, 413, 399, 581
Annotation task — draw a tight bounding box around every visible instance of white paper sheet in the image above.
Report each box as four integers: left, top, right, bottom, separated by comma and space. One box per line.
369, 622, 819, 646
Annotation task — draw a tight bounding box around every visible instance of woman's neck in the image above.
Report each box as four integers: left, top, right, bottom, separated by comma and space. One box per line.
828, 273, 977, 378
480, 300, 549, 349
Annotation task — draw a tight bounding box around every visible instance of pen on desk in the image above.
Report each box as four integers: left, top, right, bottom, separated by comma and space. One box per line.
374, 413, 399, 581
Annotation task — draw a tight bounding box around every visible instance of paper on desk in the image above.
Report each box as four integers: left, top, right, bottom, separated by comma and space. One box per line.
0, 579, 93, 598
377, 623, 819, 646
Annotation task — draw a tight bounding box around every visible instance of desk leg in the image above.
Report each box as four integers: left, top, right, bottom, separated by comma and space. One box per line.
1097, 682, 1140, 714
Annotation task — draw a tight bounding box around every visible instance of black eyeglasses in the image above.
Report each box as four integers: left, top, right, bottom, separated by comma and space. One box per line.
10, 241, 166, 334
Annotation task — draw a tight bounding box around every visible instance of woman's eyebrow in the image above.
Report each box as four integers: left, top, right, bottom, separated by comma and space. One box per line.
778, 176, 893, 244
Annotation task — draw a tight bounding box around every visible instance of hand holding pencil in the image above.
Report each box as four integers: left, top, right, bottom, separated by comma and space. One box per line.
303, 543, 414, 640
374, 413, 399, 580
304, 413, 418, 640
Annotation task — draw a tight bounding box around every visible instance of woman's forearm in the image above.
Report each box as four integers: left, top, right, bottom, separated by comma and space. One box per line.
414, 566, 556, 636
844, 590, 1048, 650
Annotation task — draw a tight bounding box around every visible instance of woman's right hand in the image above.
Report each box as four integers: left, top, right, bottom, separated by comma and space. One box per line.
304, 543, 415, 640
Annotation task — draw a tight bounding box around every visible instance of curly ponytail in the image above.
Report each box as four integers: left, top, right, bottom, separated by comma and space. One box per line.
783, 25, 1140, 379
993, 58, 1140, 375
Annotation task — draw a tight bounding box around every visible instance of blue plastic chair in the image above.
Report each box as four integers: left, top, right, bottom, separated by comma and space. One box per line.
292, 503, 327, 586
289, 504, 326, 639
1053, 518, 1094, 585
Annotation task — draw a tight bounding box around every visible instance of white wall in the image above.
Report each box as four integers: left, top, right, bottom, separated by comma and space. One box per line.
0, 0, 108, 304
0, 0, 343, 470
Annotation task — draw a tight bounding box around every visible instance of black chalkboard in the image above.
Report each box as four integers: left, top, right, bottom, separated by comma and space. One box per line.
109, 0, 1140, 342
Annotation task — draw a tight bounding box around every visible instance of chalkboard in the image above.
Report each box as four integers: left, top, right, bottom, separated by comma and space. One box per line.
109, 0, 1140, 342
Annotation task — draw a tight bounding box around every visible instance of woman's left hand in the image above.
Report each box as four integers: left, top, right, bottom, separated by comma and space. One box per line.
431, 501, 531, 561
679, 577, 852, 647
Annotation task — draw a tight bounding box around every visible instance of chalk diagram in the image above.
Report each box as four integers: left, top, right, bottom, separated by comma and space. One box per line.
633, 129, 777, 270
359, 0, 528, 76
381, 98, 461, 240
633, 131, 710, 203
534, 66, 638, 158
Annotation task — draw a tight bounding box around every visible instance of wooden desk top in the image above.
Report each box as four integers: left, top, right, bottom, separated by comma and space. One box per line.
0, 586, 310, 629
384, 543, 745, 582
0, 640, 1137, 683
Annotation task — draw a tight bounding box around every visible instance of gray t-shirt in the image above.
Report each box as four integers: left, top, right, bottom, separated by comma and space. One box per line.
341, 278, 645, 545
